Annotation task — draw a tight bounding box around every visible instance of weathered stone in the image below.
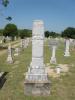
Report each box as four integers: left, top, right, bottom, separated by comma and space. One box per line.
14, 48, 19, 56
50, 46, 56, 64
64, 39, 70, 57
7, 44, 13, 64
24, 20, 50, 96
49, 39, 58, 64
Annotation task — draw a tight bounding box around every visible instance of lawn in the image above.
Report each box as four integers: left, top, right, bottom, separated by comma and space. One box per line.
0, 39, 75, 100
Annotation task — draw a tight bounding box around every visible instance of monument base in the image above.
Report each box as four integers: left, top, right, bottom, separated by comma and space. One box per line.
24, 80, 50, 96
7, 56, 13, 64
50, 57, 56, 64
64, 52, 70, 57
14, 53, 18, 56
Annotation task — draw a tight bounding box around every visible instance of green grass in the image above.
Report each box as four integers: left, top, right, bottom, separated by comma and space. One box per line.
0, 40, 75, 100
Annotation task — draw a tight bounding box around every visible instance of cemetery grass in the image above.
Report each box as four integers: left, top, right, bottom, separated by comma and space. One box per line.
0, 40, 75, 100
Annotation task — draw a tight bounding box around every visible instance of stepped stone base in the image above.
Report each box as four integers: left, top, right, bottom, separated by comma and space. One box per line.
64, 52, 70, 57
24, 80, 50, 96
50, 57, 56, 64
7, 56, 13, 64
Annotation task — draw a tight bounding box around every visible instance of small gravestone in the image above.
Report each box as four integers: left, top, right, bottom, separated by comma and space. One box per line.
0, 40, 2, 44
14, 48, 19, 56
56, 66, 61, 74
64, 39, 70, 57
14, 36, 17, 41
21, 39, 25, 48
49, 39, 58, 64
71, 39, 75, 49
7, 44, 13, 63
24, 39, 27, 48
26, 38, 30, 46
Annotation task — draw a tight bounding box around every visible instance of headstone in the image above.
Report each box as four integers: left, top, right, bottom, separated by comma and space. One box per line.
0, 40, 2, 44
50, 46, 56, 64
56, 66, 61, 74
7, 44, 13, 63
24, 20, 50, 96
0, 36, 4, 43
14, 48, 19, 56
21, 39, 25, 48
14, 36, 17, 41
70, 38, 73, 43
64, 39, 70, 56
24, 39, 27, 48
49, 39, 58, 64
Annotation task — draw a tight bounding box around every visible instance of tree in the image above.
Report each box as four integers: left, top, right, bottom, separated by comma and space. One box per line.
49, 31, 58, 38
0, 29, 3, 36
19, 29, 32, 39
44, 31, 50, 38
6, 16, 12, 21
0, 0, 12, 21
3, 23, 18, 40
61, 27, 75, 39
2, 0, 9, 7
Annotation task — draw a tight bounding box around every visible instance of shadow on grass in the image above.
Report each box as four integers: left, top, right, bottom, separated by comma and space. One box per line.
0, 72, 8, 89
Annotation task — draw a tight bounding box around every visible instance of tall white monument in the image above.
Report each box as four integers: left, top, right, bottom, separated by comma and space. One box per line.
7, 44, 13, 63
64, 39, 70, 56
24, 20, 50, 96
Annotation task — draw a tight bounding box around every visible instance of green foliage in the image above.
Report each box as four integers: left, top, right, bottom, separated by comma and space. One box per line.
3, 23, 18, 40
44, 31, 50, 38
19, 29, 32, 39
45, 31, 60, 38
0, 29, 3, 36
2, 0, 9, 7
61, 27, 75, 39
50, 31, 60, 38
6, 16, 12, 21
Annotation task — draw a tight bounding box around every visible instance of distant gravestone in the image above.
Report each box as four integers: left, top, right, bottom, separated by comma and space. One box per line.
24, 39, 27, 48
14, 48, 19, 56
26, 38, 30, 46
0, 36, 3, 44
24, 20, 50, 96
49, 39, 58, 64
64, 39, 70, 57
0, 40, 2, 44
14, 36, 17, 41
7, 44, 13, 63
20, 39, 25, 48
56, 66, 61, 74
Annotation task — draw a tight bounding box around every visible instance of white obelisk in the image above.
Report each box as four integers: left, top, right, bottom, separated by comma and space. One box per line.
24, 20, 50, 96
25, 20, 47, 81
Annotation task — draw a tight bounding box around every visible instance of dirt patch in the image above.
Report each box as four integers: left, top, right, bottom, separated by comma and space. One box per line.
46, 64, 69, 78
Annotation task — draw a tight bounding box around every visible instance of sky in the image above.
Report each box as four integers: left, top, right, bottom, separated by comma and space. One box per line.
0, 0, 75, 33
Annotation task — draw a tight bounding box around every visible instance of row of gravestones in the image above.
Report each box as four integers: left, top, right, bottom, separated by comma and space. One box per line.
48, 38, 74, 74
0, 37, 31, 87
49, 38, 71, 64
6, 38, 31, 64
24, 20, 75, 96
0, 36, 32, 44
0, 36, 11, 43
